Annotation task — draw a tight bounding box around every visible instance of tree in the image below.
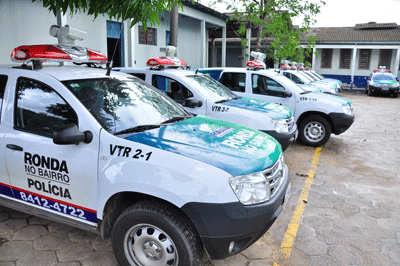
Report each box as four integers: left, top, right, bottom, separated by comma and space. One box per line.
33, 0, 184, 30
208, 0, 325, 64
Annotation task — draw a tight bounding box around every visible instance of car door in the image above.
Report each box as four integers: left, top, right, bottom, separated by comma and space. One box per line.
4, 75, 99, 225
219, 72, 246, 97
0, 74, 12, 198
249, 73, 296, 114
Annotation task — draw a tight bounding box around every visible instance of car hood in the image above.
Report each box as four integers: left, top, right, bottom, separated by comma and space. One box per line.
372, 80, 398, 85
220, 97, 293, 119
310, 91, 352, 106
123, 115, 281, 176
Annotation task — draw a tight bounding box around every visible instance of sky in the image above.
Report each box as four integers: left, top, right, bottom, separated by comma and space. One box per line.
200, 0, 400, 28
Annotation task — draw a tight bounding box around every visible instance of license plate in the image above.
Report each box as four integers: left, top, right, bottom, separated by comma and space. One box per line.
382, 87, 389, 91
282, 182, 291, 210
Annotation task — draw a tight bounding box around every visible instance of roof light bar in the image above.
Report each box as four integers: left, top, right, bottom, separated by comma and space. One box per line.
147, 46, 187, 69
11, 44, 107, 64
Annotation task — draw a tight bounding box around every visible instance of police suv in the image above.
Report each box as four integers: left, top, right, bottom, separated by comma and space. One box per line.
114, 47, 297, 151
0, 41, 291, 265
279, 61, 339, 95
365, 66, 399, 98
198, 52, 355, 147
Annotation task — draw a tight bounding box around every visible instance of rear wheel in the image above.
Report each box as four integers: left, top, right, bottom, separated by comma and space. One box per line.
112, 201, 202, 266
298, 115, 331, 147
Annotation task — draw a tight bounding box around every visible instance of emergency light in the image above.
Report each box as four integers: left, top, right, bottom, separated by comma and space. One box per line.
298, 63, 305, 70
246, 60, 266, 69
11, 44, 107, 65
280, 65, 290, 70
246, 51, 267, 69
147, 46, 187, 69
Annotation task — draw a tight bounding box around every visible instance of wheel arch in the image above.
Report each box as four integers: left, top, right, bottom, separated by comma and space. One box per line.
297, 111, 334, 131
99, 191, 202, 243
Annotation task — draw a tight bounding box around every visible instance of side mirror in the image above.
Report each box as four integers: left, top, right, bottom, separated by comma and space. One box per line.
53, 124, 93, 145
281, 91, 292, 98
185, 98, 203, 108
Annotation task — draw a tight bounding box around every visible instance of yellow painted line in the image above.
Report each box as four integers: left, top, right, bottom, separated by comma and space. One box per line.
274, 147, 323, 266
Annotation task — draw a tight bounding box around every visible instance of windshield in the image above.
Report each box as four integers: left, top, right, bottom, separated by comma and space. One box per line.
372, 73, 396, 81
63, 77, 190, 134
302, 72, 318, 81
183, 75, 239, 103
312, 71, 325, 80
275, 72, 308, 94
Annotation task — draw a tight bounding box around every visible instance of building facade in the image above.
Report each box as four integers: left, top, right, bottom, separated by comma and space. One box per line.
306, 22, 400, 88
0, 0, 227, 69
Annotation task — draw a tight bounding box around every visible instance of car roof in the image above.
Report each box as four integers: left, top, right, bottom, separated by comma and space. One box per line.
0, 65, 132, 81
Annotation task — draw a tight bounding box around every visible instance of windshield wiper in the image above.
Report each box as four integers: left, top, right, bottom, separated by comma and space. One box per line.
215, 99, 231, 104
300, 91, 311, 94
161, 116, 190, 125
115, 124, 161, 135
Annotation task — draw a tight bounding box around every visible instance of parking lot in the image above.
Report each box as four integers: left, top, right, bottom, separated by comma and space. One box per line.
0, 90, 399, 266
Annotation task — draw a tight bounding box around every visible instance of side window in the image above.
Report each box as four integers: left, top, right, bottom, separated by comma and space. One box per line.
219, 73, 245, 92
291, 74, 302, 84
252, 74, 286, 97
15, 78, 78, 137
129, 73, 146, 81
151, 75, 193, 105
0, 75, 8, 121
283, 72, 291, 79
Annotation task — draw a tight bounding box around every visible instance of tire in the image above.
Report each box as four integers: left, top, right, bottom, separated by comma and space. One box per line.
298, 115, 331, 147
112, 201, 203, 266
368, 87, 373, 96
392, 92, 398, 98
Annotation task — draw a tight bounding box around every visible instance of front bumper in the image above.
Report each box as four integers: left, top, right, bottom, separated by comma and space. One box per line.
263, 124, 298, 151
369, 86, 399, 94
181, 165, 290, 260
329, 112, 355, 135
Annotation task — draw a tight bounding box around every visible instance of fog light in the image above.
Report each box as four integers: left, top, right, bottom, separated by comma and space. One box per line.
228, 241, 235, 253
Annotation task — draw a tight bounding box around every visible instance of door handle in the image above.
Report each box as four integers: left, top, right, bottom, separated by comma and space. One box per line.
6, 144, 23, 151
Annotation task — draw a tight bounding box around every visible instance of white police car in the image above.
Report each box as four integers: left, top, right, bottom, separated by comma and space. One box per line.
198, 52, 355, 147
365, 67, 399, 98
114, 47, 297, 151
0, 42, 291, 265
279, 61, 339, 95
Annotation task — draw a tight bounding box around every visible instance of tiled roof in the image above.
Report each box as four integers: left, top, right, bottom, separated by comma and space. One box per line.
301, 22, 400, 42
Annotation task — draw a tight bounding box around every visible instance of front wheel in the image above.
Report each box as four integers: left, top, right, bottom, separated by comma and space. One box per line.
112, 201, 203, 266
298, 115, 331, 147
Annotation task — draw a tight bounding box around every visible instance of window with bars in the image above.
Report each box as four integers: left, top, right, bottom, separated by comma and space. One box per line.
321, 49, 333, 68
378, 49, 392, 69
358, 49, 371, 69
339, 49, 352, 69
139, 26, 157, 45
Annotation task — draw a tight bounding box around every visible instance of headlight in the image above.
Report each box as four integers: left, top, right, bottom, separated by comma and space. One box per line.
342, 104, 353, 116
272, 119, 289, 133
229, 155, 284, 205
329, 88, 337, 94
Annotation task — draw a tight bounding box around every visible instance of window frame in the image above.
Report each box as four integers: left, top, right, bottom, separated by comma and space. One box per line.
219, 72, 246, 93
358, 49, 372, 70
251, 74, 287, 97
378, 49, 392, 70
139, 26, 157, 45
14, 77, 78, 138
339, 49, 352, 69
321, 49, 333, 69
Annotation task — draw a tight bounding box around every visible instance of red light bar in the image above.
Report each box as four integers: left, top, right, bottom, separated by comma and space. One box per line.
246, 60, 266, 68
280, 65, 290, 70
305, 67, 310, 70
298, 66, 304, 70
290, 66, 296, 70
11, 44, 107, 64
146, 57, 187, 68
385, 69, 392, 73
373, 69, 380, 72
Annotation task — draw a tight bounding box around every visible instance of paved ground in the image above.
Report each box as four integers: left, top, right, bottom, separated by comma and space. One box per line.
1, 90, 399, 265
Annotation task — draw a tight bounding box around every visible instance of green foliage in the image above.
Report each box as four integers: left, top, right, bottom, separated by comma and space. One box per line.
34, 0, 184, 29
208, 0, 325, 64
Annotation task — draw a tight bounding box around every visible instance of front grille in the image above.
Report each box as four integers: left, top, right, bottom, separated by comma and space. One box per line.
261, 157, 284, 198
285, 116, 295, 132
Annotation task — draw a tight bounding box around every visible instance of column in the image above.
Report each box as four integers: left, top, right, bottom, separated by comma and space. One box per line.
222, 26, 226, 67
395, 46, 400, 78
350, 46, 357, 89
201, 20, 206, 68
246, 28, 251, 64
